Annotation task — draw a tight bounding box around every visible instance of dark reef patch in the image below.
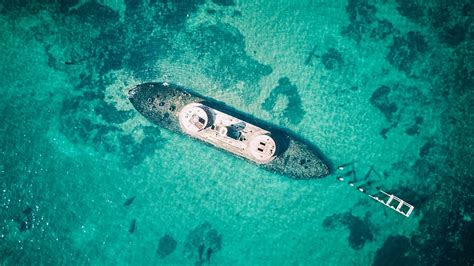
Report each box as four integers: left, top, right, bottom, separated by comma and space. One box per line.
370, 83, 429, 139
459, 221, 474, 263
59, 0, 79, 13
346, 0, 376, 25
427, 5, 451, 30
184, 222, 222, 265
379, 127, 390, 139
159, 0, 206, 26
405, 116, 423, 136
426, 3, 471, 47
168, 0, 205, 25
341, 213, 374, 250
391, 184, 431, 209
59, 92, 164, 168
69, 1, 120, 24
124, 196, 136, 207
321, 48, 344, 70
232, 10, 242, 17
126, 40, 168, 80
322, 213, 341, 229
462, 3, 472, 16
187, 23, 272, 90
386, 31, 428, 75
390, 122, 474, 266
395, 0, 424, 22
125, 0, 205, 27
412, 158, 437, 180
122, 2, 174, 79
322, 212, 374, 250
410, 199, 474, 265
66, 3, 127, 76
123, 0, 141, 11
157, 234, 177, 258
18, 206, 34, 232
440, 22, 469, 47
370, 86, 398, 122
379, 122, 398, 139
262, 77, 305, 125
451, 52, 474, 95
129, 219, 137, 234
0, 1, 56, 16
120, 128, 163, 168
121, 0, 223, 80
341, 0, 376, 42
95, 102, 133, 124
372, 236, 419, 266
370, 19, 395, 40
341, 0, 398, 42
206, 9, 217, 14
212, 0, 235, 6
419, 141, 435, 157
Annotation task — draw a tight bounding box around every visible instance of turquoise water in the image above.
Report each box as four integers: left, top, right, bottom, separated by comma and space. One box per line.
1, 0, 473, 265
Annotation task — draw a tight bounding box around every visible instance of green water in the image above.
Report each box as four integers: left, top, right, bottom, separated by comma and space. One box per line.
1, 0, 473, 265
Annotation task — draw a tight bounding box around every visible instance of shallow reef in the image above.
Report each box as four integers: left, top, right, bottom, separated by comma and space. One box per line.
323, 211, 374, 250
184, 222, 222, 265
157, 234, 178, 258
0, 0, 472, 264
262, 77, 304, 125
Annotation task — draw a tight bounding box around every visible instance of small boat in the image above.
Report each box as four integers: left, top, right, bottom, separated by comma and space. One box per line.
128, 82, 329, 179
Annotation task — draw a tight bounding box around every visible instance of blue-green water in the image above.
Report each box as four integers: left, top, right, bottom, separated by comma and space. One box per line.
1, 0, 473, 265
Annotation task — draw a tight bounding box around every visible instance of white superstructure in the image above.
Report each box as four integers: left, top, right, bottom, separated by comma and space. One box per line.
179, 103, 276, 163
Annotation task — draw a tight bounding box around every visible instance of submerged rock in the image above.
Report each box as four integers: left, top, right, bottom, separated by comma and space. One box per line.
124, 196, 136, 207
187, 23, 272, 94
440, 22, 469, 47
395, 0, 424, 22
370, 86, 398, 121
386, 31, 428, 74
340, 0, 376, 42
183, 222, 222, 264
405, 116, 423, 136
129, 219, 136, 234
19, 206, 34, 232
321, 48, 344, 70
322, 212, 374, 250
157, 234, 177, 258
419, 141, 435, 157
373, 235, 419, 266
262, 77, 305, 125
212, 0, 235, 6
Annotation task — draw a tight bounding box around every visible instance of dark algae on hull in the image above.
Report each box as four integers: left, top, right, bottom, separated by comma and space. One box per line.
128, 82, 329, 179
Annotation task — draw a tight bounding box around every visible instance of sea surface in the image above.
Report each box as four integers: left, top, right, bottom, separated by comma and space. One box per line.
1, 0, 473, 265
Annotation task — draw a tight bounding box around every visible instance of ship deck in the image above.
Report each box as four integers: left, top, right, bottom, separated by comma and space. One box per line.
178, 103, 276, 164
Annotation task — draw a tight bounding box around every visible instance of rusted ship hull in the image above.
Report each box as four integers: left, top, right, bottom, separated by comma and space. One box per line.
127, 82, 329, 179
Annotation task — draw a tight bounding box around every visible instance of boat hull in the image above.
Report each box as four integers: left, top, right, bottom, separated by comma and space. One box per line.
128, 82, 329, 179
